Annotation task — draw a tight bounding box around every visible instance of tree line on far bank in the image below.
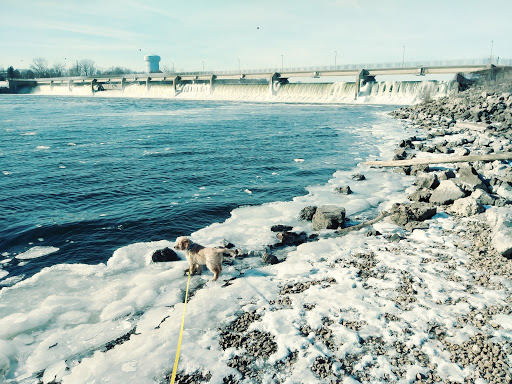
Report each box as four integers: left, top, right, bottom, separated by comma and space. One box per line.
0, 57, 137, 80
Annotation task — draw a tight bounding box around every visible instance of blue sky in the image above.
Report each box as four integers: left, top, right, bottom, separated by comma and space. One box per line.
2, 0, 511, 73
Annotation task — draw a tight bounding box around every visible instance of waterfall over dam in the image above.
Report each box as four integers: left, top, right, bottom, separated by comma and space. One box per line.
32, 80, 457, 105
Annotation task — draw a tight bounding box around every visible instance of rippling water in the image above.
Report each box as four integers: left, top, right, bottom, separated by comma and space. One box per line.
0, 95, 396, 282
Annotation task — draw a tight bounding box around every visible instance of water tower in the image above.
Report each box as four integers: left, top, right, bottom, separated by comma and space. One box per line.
144, 54, 161, 73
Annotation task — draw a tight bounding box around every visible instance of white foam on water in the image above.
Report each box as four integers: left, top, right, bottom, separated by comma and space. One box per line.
15, 246, 59, 260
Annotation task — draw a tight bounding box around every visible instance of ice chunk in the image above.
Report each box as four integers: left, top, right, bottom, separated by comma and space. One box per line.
16, 246, 59, 260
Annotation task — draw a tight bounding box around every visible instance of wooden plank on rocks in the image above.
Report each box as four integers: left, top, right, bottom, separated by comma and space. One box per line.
364, 153, 512, 167
453, 122, 487, 132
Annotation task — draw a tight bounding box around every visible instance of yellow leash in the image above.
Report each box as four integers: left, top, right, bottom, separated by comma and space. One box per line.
169, 263, 192, 384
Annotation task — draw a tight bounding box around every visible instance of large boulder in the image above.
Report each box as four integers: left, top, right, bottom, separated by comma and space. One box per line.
450, 197, 484, 217
335, 185, 352, 195
457, 166, 488, 193
299, 206, 317, 221
485, 207, 512, 258
495, 183, 512, 201
389, 202, 437, 227
415, 173, 440, 190
151, 247, 180, 262
312, 205, 346, 230
471, 189, 496, 206
429, 180, 465, 205
408, 188, 432, 203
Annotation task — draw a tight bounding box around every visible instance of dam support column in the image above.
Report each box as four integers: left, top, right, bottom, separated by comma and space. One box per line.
269, 73, 279, 96
91, 79, 97, 94
7, 80, 17, 93
146, 77, 151, 91
50, 80, 54, 91
355, 69, 364, 100
172, 76, 179, 96
120, 78, 126, 92
68, 80, 73, 92
209, 75, 216, 94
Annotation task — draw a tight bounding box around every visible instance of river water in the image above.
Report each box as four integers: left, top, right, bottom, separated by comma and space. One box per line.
1, 95, 397, 284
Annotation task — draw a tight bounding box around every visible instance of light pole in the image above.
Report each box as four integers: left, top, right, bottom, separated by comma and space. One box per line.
489, 40, 494, 64
202, 60, 205, 73
238, 57, 241, 76
334, 50, 337, 69
402, 45, 405, 67
281, 54, 284, 71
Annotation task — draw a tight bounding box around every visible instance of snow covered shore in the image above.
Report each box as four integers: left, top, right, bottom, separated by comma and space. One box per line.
2, 87, 512, 384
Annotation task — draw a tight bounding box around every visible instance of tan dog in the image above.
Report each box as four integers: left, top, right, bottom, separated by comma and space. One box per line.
174, 236, 236, 281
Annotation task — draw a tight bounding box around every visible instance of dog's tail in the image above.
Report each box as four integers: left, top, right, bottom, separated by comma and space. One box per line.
219, 248, 240, 257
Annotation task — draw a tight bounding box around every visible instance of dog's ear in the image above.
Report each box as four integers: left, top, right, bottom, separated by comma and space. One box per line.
174, 236, 185, 250
174, 236, 190, 250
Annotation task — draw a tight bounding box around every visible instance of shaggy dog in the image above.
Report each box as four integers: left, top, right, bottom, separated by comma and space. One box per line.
174, 236, 236, 281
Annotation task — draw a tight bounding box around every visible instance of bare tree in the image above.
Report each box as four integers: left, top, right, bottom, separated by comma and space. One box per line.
101, 66, 133, 75
161, 64, 176, 74
30, 57, 49, 78
51, 62, 66, 77
68, 60, 82, 77
79, 59, 96, 76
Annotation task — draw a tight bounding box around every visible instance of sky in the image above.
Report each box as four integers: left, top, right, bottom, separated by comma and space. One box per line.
1, 0, 511, 73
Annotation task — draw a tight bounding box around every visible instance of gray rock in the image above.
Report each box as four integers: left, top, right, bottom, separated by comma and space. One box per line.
485, 207, 512, 258
450, 197, 484, 217
262, 252, 279, 265
415, 174, 440, 189
365, 229, 381, 237
404, 221, 429, 231
437, 170, 456, 180
408, 188, 432, 203
151, 247, 180, 262
429, 180, 465, 205
351, 173, 366, 181
387, 233, 403, 242
495, 183, 512, 201
334, 185, 352, 195
410, 164, 430, 175
393, 149, 407, 160
457, 166, 488, 192
299, 206, 317, 221
271, 225, 293, 232
276, 231, 308, 246
471, 189, 496, 206
389, 202, 437, 226
312, 205, 346, 230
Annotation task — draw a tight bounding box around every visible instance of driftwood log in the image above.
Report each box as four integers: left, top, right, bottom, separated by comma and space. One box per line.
364, 153, 512, 168
336, 211, 389, 235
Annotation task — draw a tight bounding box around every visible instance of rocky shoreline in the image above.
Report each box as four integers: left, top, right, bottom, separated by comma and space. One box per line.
204, 85, 512, 384
32, 83, 512, 384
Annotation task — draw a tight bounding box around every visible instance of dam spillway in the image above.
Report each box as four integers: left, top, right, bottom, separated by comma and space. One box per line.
29, 79, 458, 105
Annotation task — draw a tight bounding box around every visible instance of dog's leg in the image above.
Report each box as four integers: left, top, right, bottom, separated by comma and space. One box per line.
208, 264, 221, 281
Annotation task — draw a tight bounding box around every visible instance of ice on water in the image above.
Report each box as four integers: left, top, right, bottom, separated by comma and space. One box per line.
15, 246, 60, 260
